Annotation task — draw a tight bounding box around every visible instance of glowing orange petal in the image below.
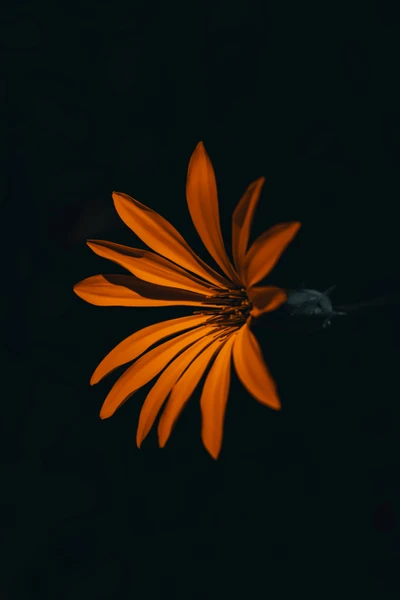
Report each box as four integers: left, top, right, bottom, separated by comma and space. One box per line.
136, 334, 215, 447
242, 222, 301, 288
73, 275, 220, 308
232, 321, 281, 409
200, 333, 237, 460
87, 240, 214, 295
112, 191, 231, 289
186, 142, 241, 285
247, 286, 287, 318
157, 336, 226, 448
232, 177, 265, 275
100, 325, 216, 419
91, 314, 209, 385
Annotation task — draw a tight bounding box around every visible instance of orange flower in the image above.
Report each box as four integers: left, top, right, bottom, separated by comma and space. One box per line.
73, 142, 300, 459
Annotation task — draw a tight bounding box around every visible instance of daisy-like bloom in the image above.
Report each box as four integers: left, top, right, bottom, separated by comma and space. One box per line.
73, 142, 300, 459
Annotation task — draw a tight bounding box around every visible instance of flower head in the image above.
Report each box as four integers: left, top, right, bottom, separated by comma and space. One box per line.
73, 142, 300, 458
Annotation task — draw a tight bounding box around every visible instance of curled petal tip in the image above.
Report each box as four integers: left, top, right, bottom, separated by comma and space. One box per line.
207, 449, 220, 460
100, 405, 116, 419
111, 191, 129, 207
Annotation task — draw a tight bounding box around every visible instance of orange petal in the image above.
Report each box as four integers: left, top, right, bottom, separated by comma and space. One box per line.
91, 314, 210, 385
100, 324, 216, 419
136, 334, 215, 447
87, 240, 215, 296
157, 336, 227, 448
200, 333, 237, 460
232, 177, 265, 275
186, 142, 242, 285
242, 222, 301, 288
232, 321, 281, 409
112, 191, 231, 289
73, 274, 221, 308
247, 286, 287, 318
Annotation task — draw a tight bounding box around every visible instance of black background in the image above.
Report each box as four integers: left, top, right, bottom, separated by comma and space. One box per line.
2, 1, 400, 598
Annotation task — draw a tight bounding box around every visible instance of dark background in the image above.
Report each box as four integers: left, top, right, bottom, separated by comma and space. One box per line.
2, 0, 400, 598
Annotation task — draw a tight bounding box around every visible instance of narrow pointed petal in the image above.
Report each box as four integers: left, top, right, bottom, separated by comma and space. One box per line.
91, 314, 210, 385
157, 336, 226, 448
186, 142, 242, 285
232, 177, 265, 274
87, 240, 215, 295
200, 333, 237, 460
112, 192, 231, 289
136, 334, 215, 447
100, 325, 216, 419
233, 321, 281, 409
73, 275, 221, 308
242, 222, 301, 288
247, 286, 287, 318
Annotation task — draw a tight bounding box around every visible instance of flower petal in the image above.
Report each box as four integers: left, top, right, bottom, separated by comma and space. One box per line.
242, 222, 301, 288
112, 191, 231, 289
200, 333, 237, 460
186, 142, 242, 285
247, 286, 287, 318
233, 321, 281, 409
100, 324, 216, 419
91, 314, 210, 385
232, 177, 265, 275
87, 240, 215, 295
157, 336, 226, 448
136, 334, 215, 447
73, 275, 220, 307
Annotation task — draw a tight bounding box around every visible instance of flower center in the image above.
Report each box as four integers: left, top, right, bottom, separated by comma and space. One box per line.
193, 287, 252, 334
